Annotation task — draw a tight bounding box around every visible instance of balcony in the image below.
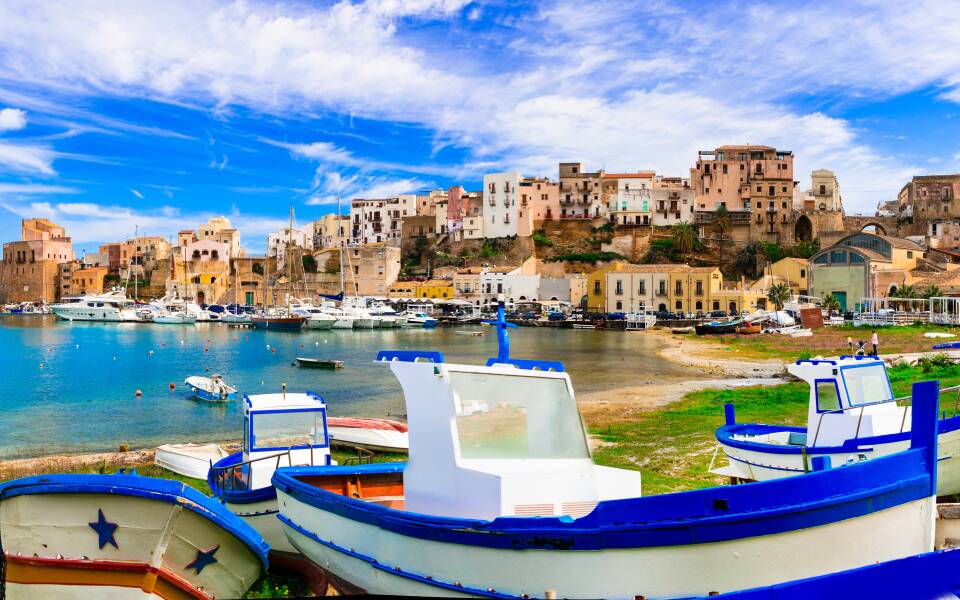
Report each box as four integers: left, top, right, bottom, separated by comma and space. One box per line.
694, 210, 751, 226
766, 207, 777, 213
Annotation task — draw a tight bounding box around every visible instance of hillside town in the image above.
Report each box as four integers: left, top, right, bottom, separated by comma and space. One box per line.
3, 145, 960, 318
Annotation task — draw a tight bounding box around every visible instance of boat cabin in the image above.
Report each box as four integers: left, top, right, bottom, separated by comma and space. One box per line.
379, 352, 641, 520
241, 392, 331, 489
788, 357, 904, 447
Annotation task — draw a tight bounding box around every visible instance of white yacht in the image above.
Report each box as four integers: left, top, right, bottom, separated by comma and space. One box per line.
321, 306, 357, 329
289, 300, 337, 330
50, 291, 139, 322
341, 297, 377, 328
369, 301, 403, 328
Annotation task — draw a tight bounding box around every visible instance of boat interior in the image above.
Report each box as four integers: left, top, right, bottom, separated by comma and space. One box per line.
293, 469, 407, 510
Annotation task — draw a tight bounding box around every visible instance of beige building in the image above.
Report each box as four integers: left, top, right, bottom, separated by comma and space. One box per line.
453, 267, 483, 304
692, 145, 797, 243
559, 162, 606, 219
897, 174, 960, 221
59, 262, 109, 298
750, 257, 809, 296
603, 263, 764, 315
197, 216, 242, 259
316, 244, 401, 296
312, 213, 350, 249
0, 218, 75, 303
809, 232, 924, 312
351, 196, 417, 245
650, 176, 696, 226
518, 177, 559, 235
224, 256, 271, 306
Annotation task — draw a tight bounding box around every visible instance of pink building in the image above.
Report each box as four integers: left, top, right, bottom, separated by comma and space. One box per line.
518, 177, 559, 236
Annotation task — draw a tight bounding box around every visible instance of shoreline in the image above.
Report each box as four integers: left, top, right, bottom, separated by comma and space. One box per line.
2, 330, 791, 479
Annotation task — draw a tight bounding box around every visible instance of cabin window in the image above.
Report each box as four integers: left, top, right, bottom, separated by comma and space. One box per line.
816, 380, 841, 412
250, 409, 328, 451
841, 364, 893, 407
449, 371, 589, 460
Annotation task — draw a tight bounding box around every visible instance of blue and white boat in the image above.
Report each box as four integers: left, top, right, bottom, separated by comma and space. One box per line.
0, 471, 268, 599
270, 303, 945, 598
184, 374, 237, 402
401, 310, 437, 328
209, 391, 332, 571
712, 355, 960, 495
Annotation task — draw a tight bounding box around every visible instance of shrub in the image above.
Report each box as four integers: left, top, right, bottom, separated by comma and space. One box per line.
532, 230, 553, 247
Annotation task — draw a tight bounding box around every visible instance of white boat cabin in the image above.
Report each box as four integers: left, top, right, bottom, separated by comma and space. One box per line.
242, 392, 331, 489
788, 357, 906, 447
380, 353, 642, 520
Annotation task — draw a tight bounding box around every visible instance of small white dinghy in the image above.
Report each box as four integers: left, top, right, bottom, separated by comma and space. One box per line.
185, 374, 237, 402
155, 443, 229, 480
326, 417, 409, 453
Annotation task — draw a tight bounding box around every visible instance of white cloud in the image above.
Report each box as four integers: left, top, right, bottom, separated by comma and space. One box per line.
0, 182, 77, 194
130, 188, 144, 199
0, 141, 56, 175
0, 107, 27, 131
306, 170, 432, 206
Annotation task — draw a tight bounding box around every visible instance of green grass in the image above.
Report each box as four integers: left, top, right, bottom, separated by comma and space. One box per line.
590, 361, 960, 495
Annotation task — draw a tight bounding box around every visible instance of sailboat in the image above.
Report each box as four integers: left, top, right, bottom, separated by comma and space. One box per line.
251, 207, 305, 331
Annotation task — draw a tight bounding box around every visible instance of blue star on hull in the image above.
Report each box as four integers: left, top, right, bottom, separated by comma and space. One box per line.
88, 509, 119, 550
186, 544, 220, 574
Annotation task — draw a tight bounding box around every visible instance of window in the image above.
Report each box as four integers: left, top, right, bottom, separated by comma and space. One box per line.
841, 364, 893, 407
451, 371, 589, 460
594, 281, 601, 295
819, 185, 826, 195
722, 164, 728, 174
675, 281, 682, 295
849, 253, 865, 264
907, 251, 914, 259
816, 380, 841, 412
615, 280, 623, 295
639, 281, 646, 295
830, 251, 847, 263
814, 254, 829, 264
800, 269, 806, 278
675, 300, 682, 309
616, 301, 623, 310
250, 409, 327, 451
695, 281, 703, 295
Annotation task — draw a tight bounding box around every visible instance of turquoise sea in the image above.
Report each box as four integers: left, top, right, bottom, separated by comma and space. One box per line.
0, 316, 690, 458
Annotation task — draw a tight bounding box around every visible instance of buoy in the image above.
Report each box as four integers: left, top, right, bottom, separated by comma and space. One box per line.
180, 340, 185, 345
315, 341, 319, 346
266, 344, 271, 349
204, 347, 209, 352
244, 336, 248, 341
148, 350, 154, 356
46, 347, 52, 352
271, 348, 277, 353
135, 389, 143, 397
161, 342, 166, 347
75, 344, 80, 349
169, 383, 175, 390
113, 356, 117, 361
39, 363, 44, 369
300, 343, 304, 348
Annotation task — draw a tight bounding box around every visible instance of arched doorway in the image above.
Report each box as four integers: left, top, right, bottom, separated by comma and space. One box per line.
658, 303, 667, 312
795, 215, 813, 242
729, 301, 737, 313
197, 290, 206, 305
712, 301, 720, 311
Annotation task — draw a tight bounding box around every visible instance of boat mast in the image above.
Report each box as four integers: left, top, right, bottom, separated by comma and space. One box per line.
133, 224, 138, 301
287, 205, 293, 315
337, 192, 345, 295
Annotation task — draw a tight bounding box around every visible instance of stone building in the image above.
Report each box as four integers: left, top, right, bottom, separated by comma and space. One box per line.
224, 256, 271, 306
691, 145, 797, 244
312, 213, 350, 249
0, 218, 75, 303
792, 170, 846, 244
314, 244, 401, 297
58, 262, 109, 298
197, 216, 242, 259
267, 226, 313, 269
559, 162, 606, 219
897, 174, 960, 222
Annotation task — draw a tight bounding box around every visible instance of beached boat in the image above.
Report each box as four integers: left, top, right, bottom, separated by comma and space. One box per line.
208, 391, 332, 565
185, 374, 237, 402
0, 472, 268, 599
270, 305, 945, 598
326, 417, 409, 453
735, 323, 762, 334
155, 442, 229, 479
295, 357, 344, 369
695, 318, 743, 335
671, 326, 694, 334
455, 330, 484, 337
712, 355, 960, 495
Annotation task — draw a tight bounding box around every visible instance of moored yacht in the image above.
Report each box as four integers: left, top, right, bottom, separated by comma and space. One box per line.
50, 291, 139, 322
290, 300, 337, 329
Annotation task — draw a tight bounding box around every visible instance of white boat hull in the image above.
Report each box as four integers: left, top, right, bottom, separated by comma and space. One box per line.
352, 317, 376, 329
155, 443, 227, 480
226, 497, 299, 555
332, 318, 355, 329
718, 427, 960, 495
327, 426, 409, 453
277, 490, 935, 598
152, 314, 197, 324
51, 306, 138, 322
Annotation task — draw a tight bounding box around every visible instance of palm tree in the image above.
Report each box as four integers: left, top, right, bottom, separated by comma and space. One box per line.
821, 292, 841, 315
922, 285, 942, 299
672, 222, 697, 255
892, 284, 918, 312
767, 282, 791, 312
714, 205, 730, 273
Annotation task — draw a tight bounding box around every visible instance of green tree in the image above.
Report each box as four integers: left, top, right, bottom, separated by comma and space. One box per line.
714, 205, 730, 273
821, 292, 841, 314
672, 222, 697, 255
922, 285, 942, 299
302, 254, 317, 274
767, 282, 791, 312
251, 262, 264, 275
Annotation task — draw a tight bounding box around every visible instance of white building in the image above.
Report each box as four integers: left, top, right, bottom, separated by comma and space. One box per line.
650, 176, 695, 226
479, 267, 540, 306
604, 172, 654, 226
267, 227, 313, 269
482, 171, 522, 238
351, 195, 417, 245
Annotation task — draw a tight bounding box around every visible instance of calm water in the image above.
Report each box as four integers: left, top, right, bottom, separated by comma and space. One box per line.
0, 316, 690, 459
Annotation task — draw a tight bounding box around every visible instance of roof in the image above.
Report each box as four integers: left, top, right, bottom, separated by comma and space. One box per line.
602, 172, 655, 179
831, 232, 923, 252
610, 263, 702, 274
774, 257, 807, 266
245, 392, 326, 412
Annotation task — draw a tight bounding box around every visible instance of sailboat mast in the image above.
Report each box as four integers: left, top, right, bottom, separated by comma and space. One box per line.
287, 206, 293, 313
133, 224, 138, 301
337, 192, 345, 294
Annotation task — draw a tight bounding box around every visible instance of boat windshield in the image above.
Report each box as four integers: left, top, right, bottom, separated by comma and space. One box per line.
450, 371, 589, 460
840, 364, 893, 407
250, 409, 327, 450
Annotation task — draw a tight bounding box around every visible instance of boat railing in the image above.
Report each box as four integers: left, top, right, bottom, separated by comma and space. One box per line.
210, 444, 322, 493
810, 384, 960, 447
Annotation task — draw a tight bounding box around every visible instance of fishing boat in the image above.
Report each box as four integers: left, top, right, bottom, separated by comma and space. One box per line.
208, 391, 332, 568
401, 310, 437, 328
50, 291, 139, 322
251, 309, 305, 330
185, 374, 237, 402
0, 472, 268, 599
155, 443, 229, 479
326, 417, 409, 453
270, 304, 944, 598
455, 330, 484, 337
295, 357, 344, 369
711, 355, 960, 495
695, 318, 743, 335
671, 326, 694, 334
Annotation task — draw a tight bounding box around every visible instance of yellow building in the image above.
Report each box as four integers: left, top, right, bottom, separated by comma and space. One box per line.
605, 263, 764, 315
388, 281, 419, 298
586, 262, 629, 311
417, 279, 454, 299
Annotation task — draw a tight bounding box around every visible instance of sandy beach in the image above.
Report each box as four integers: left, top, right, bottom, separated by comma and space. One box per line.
578, 330, 787, 423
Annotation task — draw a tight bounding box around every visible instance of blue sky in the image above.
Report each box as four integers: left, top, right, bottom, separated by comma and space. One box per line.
1, 0, 959, 253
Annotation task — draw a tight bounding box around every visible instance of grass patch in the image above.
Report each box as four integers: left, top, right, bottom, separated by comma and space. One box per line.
590, 361, 960, 495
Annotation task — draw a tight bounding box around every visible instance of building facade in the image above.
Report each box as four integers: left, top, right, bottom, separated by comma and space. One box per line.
603, 172, 654, 226
350, 195, 416, 246
897, 174, 960, 222
59, 263, 109, 298
267, 226, 313, 269
482, 171, 522, 238
559, 162, 606, 219
0, 218, 75, 303
312, 213, 350, 249
518, 177, 559, 235
692, 145, 796, 243
650, 176, 696, 226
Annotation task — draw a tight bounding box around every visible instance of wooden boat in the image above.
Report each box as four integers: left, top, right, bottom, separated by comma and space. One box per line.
208, 392, 332, 563
695, 318, 743, 335
270, 305, 945, 598
326, 417, 409, 453
250, 313, 305, 330
455, 330, 484, 337
295, 357, 344, 369
735, 323, 762, 334
155, 443, 228, 480
0, 472, 268, 599
184, 374, 237, 401
671, 326, 694, 334
712, 356, 960, 495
